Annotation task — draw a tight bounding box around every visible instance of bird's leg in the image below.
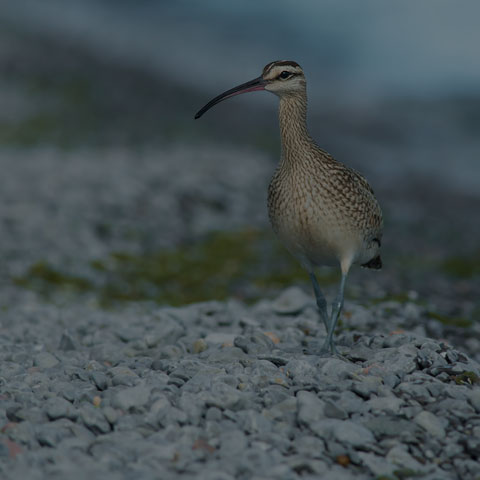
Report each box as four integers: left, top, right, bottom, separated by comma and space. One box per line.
309, 272, 333, 350
322, 273, 348, 354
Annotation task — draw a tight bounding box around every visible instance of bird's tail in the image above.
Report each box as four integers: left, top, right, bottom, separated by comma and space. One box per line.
362, 255, 382, 270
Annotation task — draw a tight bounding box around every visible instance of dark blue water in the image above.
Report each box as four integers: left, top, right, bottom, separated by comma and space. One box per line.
2, 0, 480, 99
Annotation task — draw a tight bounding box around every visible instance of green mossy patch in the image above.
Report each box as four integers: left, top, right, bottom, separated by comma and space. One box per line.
452, 371, 480, 386
93, 229, 335, 306
14, 261, 92, 296
441, 252, 480, 278
93, 229, 262, 306
0, 114, 60, 146
13, 229, 335, 306
426, 311, 472, 328
0, 75, 98, 148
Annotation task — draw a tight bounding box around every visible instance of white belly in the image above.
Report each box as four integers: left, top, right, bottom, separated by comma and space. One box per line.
269, 197, 361, 270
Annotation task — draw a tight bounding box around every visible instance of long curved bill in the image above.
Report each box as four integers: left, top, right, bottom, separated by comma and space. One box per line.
194, 76, 266, 119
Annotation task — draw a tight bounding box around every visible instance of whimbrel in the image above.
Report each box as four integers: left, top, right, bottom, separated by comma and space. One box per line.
195, 60, 383, 354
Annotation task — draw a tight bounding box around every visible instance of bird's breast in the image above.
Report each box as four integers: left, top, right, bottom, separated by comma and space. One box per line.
268, 174, 356, 267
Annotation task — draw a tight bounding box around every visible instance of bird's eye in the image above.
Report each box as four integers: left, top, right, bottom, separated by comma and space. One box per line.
279, 71, 291, 79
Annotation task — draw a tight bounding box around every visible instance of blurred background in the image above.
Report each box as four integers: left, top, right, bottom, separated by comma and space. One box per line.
0, 1, 479, 333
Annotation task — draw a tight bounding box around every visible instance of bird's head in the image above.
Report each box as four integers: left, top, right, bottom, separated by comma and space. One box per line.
194, 60, 305, 119
262, 60, 306, 96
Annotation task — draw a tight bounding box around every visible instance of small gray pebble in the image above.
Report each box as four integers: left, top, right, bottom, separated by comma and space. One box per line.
5, 421, 36, 447
332, 420, 375, 446
36, 419, 73, 447
445, 350, 458, 363
156, 345, 184, 359
284, 359, 318, 384
79, 404, 111, 434
263, 385, 291, 408
296, 390, 325, 426
464, 438, 480, 457
45, 397, 78, 421
272, 286, 311, 315
102, 406, 120, 426
358, 451, 396, 477
383, 373, 400, 388
396, 382, 432, 402
91, 371, 108, 391
386, 445, 428, 472
233, 335, 249, 352
414, 410, 446, 438
310, 418, 374, 447
34, 352, 59, 369
204, 382, 246, 411
336, 390, 365, 414
425, 382, 445, 398
205, 407, 222, 422
257, 354, 289, 366
89, 344, 125, 365
295, 435, 325, 458
143, 318, 184, 348
367, 395, 404, 415
115, 327, 143, 342
167, 377, 184, 388
111, 372, 139, 387
58, 331, 77, 351
468, 389, 480, 413
363, 417, 418, 439
245, 342, 271, 356
112, 383, 151, 411
1, 362, 25, 379
219, 429, 248, 457
443, 439, 464, 458
351, 377, 381, 400
436, 372, 450, 382
320, 358, 359, 381
237, 410, 273, 434
324, 400, 348, 419
267, 397, 297, 425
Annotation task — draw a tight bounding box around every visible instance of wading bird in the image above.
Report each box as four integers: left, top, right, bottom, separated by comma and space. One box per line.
195, 60, 383, 354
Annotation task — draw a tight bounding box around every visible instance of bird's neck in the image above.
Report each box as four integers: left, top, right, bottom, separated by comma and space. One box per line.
278, 93, 312, 164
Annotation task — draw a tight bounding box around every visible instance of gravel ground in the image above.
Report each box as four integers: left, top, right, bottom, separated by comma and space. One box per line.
1, 287, 480, 480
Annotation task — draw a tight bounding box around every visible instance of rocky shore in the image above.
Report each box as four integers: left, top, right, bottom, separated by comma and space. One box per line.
1, 287, 480, 479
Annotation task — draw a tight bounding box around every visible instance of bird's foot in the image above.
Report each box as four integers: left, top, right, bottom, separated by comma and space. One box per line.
320, 338, 339, 356
304, 338, 344, 358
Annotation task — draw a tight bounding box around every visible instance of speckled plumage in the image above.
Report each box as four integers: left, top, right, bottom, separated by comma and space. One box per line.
195, 60, 384, 354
